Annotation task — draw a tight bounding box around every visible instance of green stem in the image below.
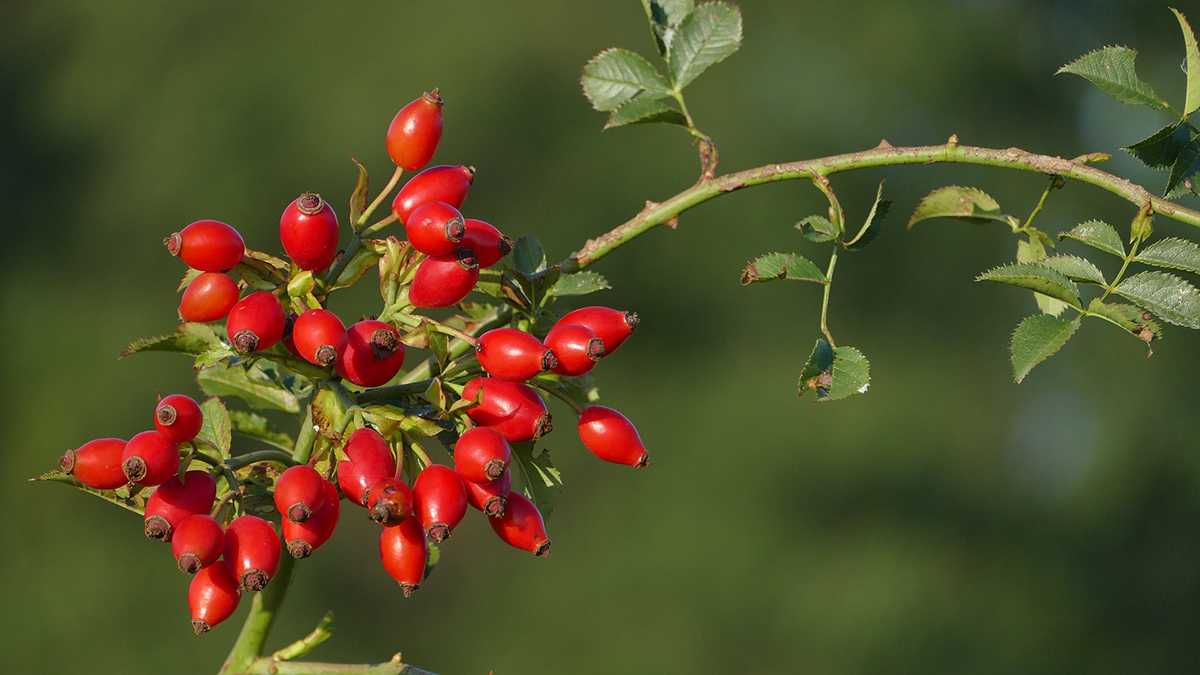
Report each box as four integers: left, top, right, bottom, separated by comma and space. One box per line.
357, 166, 404, 229
558, 143, 1200, 272
226, 450, 301, 471
220, 556, 296, 674
528, 382, 584, 414
819, 250, 839, 347
397, 306, 510, 384
1100, 235, 1143, 301
294, 405, 318, 464
1019, 175, 1062, 231
271, 612, 335, 662
244, 655, 434, 674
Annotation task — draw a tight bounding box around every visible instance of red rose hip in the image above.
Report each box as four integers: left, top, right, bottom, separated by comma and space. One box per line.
412, 464, 467, 543
274, 465, 328, 523
367, 477, 414, 525
545, 323, 604, 376
226, 291, 286, 354
386, 90, 444, 171
179, 272, 239, 322
558, 306, 638, 355
60, 438, 127, 490
453, 427, 512, 483
336, 320, 406, 387
154, 394, 203, 444
283, 479, 340, 559
476, 328, 555, 381
122, 430, 180, 487
462, 377, 553, 442
489, 492, 551, 557
189, 560, 241, 634
292, 309, 347, 367
336, 427, 397, 506
143, 470, 217, 541
462, 218, 512, 268
379, 517, 427, 597
172, 514, 224, 574
224, 515, 281, 592
280, 193, 341, 271
408, 250, 479, 308
465, 470, 511, 518
390, 164, 474, 224
165, 220, 245, 272
405, 201, 466, 256
577, 405, 649, 467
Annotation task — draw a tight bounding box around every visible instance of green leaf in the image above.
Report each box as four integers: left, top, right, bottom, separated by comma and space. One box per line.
845, 181, 890, 251
329, 245, 382, 291
511, 235, 547, 276
194, 346, 236, 370
976, 263, 1082, 308
1039, 255, 1107, 285
1016, 239, 1068, 317
797, 338, 834, 398
229, 410, 294, 452
796, 215, 839, 243
1087, 298, 1164, 341
1166, 136, 1200, 197
823, 346, 871, 401
197, 363, 301, 413
195, 397, 232, 456
642, 0, 694, 56
29, 470, 147, 516
581, 47, 671, 112
739, 252, 826, 285
1126, 122, 1193, 169
1055, 46, 1170, 110
121, 323, 223, 359
1009, 314, 1081, 384
1058, 220, 1126, 258
604, 95, 688, 129
1173, 8, 1200, 116
667, 2, 743, 90
177, 268, 203, 293
1134, 237, 1200, 274
550, 271, 612, 297
1113, 271, 1200, 328
512, 442, 564, 518
906, 186, 1018, 229
349, 158, 369, 226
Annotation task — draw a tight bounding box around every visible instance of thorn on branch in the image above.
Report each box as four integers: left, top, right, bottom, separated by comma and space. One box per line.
946, 133, 959, 147
876, 138, 893, 149
697, 138, 719, 182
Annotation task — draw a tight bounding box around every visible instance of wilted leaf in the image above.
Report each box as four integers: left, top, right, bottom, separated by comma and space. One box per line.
604, 95, 687, 129
550, 271, 612, 297
1087, 298, 1164, 341
797, 338, 835, 398
667, 2, 743, 89
907, 186, 1018, 229
198, 363, 301, 413
1010, 314, 1081, 383
349, 158, 369, 226
1113, 271, 1200, 328
1058, 220, 1126, 258
845, 181, 890, 251
1055, 46, 1170, 110
976, 263, 1082, 308
740, 252, 826, 285
121, 323, 223, 359
1173, 8, 1200, 116
796, 215, 839, 243
581, 48, 671, 112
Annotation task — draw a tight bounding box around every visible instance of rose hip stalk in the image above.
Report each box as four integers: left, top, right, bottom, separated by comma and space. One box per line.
171, 514, 224, 574
386, 90, 444, 171
379, 517, 427, 597
292, 309, 347, 367
60, 438, 127, 490
391, 164, 474, 224
154, 394, 203, 444
489, 492, 551, 557
189, 560, 240, 635
143, 470, 217, 541
165, 219, 245, 272
283, 480, 340, 559
412, 464, 468, 542
274, 465, 329, 523
465, 470, 511, 518
280, 192, 340, 271
121, 430, 180, 487
337, 320, 406, 387
557, 306, 639, 355
179, 272, 239, 322
453, 427, 512, 483
545, 323, 605, 377
226, 291, 286, 354
476, 328, 556, 381
336, 427, 397, 506
224, 515, 282, 592
577, 405, 650, 467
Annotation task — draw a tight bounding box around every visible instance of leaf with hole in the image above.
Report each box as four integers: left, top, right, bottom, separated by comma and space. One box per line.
796, 215, 839, 243
739, 252, 826, 285
906, 186, 1017, 229
1010, 314, 1081, 383
641, 0, 694, 56
1113, 271, 1200, 328
1087, 298, 1164, 341
1058, 220, 1125, 258
797, 338, 834, 399
581, 48, 671, 112
667, 2, 743, 89
976, 263, 1081, 308
1055, 45, 1170, 110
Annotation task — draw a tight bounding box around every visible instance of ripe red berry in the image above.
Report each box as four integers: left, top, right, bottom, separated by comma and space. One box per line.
283, 479, 340, 559
154, 394, 203, 444
489, 491, 551, 557
462, 218, 513, 268
391, 164, 474, 224
386, 90, 444, 171
60, 438, 127, 490
405, 201, 466, 256
165, 220, 245, 272
545, 323, 604, 376
274, 465, 328, 523
412, 464, 468, 543
280, 193, 341, 271
367, 477, 413, 525
465, 470, 511, 518
226, 291, 286, 354
577, 405, 649, 467
453, 427, 512, 483
379, 517, 427, 597
462, 377, 552, 442
558, 306, 639, 355
172, 514, 224, 574
292, 309, 347, 367
189, 560, 241, 635
409, 249, 479, 308
336, 427, 397, 506
122, 430, 180, 487
179, 272, 239, 322
224, 515, 281, 592
143, 470, 217, 541
336, 320, 406, 387
476, 328, 556, 381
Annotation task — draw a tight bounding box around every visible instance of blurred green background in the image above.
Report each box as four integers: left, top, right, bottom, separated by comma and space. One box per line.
5, 2, 1200, 673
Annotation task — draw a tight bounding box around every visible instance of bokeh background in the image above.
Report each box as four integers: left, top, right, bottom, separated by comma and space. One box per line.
5, 2, 1200, 673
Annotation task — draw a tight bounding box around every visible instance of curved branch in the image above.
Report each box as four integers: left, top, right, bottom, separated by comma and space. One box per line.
244, 655, 434, 674
559, 142, 1200, 272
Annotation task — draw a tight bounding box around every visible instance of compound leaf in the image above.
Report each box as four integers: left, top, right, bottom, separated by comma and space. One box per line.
1010, 314, 1081, 383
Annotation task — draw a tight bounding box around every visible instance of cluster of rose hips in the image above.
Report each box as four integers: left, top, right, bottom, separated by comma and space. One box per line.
51, 89, 650, 635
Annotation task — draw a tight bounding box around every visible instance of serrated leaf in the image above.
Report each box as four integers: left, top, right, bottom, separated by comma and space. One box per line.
29, 470, 147, 516
642, 0, 694, 56
194, 397, 232, 456
822, 346, 871, 401
1010, 314, 1081, 384
229, 410, 294, 452
1113, 271, 1200, 328
1173, 8, 1200, 116
1040, 255, 1107, 285
177, 268, 203, 293
329, 244, 381, 291
604, 95, 688, 129
511, 235, 547, 276
1134, 237, 1200, 274
1055, 46, 1170, 110
667, 2, 743, 90
197, 363, 301, 413
976, 263, 1081, 308
1126, 122, 1193, 169
1087, 298, 1165, 340
796, 215, 839, 243
121, 323, 223, 359
739, 252, 826, 285
194, 346, 236, 370
906, 186, 1018, 229
550, 271, 612, 297
1058, 220, 1126, 258
1016, 238, 1068, 316
581, 48, 671, 112
512, 442, 563, 518
845, 181, 890, 251
797, 338, 835, 398
1166, 136, 1200, 197
349, 158, 369, 226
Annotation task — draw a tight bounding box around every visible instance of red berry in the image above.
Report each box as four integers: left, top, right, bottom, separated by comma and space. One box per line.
412, 464, 467, 543
226, 291, 286, 354
283, 479, 340, 559
189, 560, 241, 635
465, 470, 511, 518
60, 438, 127, 490
462, 218, 512, 268
462, 377, 552, 443
488, 491, 550, 557
408, 249, 479, 308
367, 477, 413, 525
390, 164, 474, 224
386, 90, 444, 171
143, 470, 217, 541
476, 328, 555, 381
122, 430, 180, 487
292, 309, 347, 367
405, 201, 466, 256
280, 193, 341, 271
545, 323, 604, 376
179, 272, 239, 322
165, 220, 245, 272
453, 427, 512, 483
274, 465, 328, 523
224, 515, 281, 592
336, 320, 406, 387
154, 394, 203, 444
172, 514, 224, 574
558, 306, 638, 355
336, 427, 397, 506
577, 405, 649, 467
379, 517, 427, 597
